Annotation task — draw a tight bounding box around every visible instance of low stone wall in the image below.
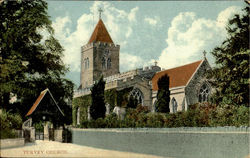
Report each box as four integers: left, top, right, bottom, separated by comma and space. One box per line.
71, 127, 250, 158
0, 138, 25, 149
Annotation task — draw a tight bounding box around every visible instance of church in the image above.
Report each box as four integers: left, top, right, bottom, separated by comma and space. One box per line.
73, 16, 212, 115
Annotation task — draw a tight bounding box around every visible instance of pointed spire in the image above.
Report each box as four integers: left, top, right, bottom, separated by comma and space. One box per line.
88, 19, 114, 44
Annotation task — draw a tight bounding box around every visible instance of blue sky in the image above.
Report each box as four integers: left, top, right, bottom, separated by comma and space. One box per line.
46, 1, 246, 88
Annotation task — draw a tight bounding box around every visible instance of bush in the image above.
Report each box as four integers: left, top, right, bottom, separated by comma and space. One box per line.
0, 109, 22, 139
76, 103, 249, 128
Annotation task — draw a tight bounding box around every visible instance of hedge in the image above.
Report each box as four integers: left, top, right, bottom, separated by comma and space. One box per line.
76, 103, 249, 128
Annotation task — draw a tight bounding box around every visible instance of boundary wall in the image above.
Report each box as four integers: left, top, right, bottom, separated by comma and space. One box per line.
71, 127, 250, 158
0, 138, 25, 149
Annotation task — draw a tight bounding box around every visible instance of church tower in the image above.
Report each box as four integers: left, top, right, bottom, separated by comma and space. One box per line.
80, 18, 120, 89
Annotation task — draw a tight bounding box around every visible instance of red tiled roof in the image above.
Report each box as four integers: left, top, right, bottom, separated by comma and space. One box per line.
88, 19, 113, 44
25, 89, 48, 117
152, 60, 203, 91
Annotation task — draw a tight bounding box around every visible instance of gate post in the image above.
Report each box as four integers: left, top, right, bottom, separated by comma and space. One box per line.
44, 122, 49, 140
30, 127, 35, 142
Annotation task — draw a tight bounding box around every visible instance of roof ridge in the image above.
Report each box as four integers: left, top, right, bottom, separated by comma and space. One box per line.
161, 60, 203, 72
152, 59, 204, 90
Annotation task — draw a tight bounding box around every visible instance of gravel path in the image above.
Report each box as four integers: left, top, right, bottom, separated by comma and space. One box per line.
1, 140, 166, 158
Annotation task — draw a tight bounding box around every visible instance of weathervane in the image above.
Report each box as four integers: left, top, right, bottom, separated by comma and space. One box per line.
98, 8, 103, 19
203, 50, 207, 58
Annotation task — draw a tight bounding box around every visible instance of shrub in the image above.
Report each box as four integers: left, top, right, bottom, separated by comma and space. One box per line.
76, 103, 249, 128
0, 109, 22, 139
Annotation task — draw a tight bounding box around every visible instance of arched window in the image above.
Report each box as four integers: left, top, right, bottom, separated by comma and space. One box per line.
199, 83, 210, 102
107, 58, 111, 69
130, 88, 144, 105
86, 58, 89, 69
171, 97, 178, 113
83, 59, 86, 70
102, 57, 106, 69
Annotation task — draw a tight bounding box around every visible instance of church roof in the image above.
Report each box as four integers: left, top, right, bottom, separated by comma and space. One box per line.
88, 19, 113, 44
152, 60, 203, 91
25, 88, 64, 117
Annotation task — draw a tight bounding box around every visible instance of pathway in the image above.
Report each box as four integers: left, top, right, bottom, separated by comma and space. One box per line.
1, 140, 166, 158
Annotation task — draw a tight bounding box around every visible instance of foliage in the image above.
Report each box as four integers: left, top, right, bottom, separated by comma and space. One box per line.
72, 87, 133, 124
0, 109, 22, 139
0, 0, 74, 123
76, 103, 249, 128
208, 5, 249, 106
72, 95, 91, 125
90, 76, 106, 120
104, 89, 117, 110
34, 121, 44, 131
155, 74, 170, 112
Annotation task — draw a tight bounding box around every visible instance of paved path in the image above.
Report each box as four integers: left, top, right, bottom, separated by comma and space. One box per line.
1, 140, 166, 158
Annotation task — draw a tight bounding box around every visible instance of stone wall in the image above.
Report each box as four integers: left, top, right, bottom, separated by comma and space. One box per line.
81, 43, 94, 89
185, 59, 211, 106
0, 138, 25, 149
71, 127, 250, 158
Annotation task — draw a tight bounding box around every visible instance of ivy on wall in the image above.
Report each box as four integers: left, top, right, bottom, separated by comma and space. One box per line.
72, 95, 91, 126
72, 87, 133, 125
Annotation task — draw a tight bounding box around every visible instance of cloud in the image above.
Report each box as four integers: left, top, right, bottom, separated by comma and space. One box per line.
144, 16, 160, 26
158, 6, 242, 69
120, 53, 144, 72
216, 6, 242, 28
51, 2, 139, 72
128, 7, 139, 22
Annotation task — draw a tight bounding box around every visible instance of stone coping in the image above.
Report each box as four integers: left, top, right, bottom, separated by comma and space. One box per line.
71, 127, 250, 134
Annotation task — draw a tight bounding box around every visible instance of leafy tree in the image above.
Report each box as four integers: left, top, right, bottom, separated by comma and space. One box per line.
208, 5, 249, 106
0, 0, 73, 123
90, 76, 106, 120
155, 74, 170, 113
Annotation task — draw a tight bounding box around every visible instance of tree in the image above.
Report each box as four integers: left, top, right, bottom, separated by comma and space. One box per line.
0, 0, 73, 122
90, 76, 106, 120
155, 74, 170, 113
208, 5, 249, 106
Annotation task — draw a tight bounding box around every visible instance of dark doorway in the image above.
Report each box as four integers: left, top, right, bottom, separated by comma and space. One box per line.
49, 128, 54, 141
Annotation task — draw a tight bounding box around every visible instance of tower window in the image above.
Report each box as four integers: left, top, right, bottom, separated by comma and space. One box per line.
107, 58, 111, 69
86, 58, 89, 69
84, 58, 89, 70
102, 57, 106, 69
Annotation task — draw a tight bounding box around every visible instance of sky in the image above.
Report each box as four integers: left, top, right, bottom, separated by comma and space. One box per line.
46, 1, 246, 88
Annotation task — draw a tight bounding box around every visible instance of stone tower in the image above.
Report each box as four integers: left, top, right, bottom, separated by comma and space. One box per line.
80, 19, 120, 89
